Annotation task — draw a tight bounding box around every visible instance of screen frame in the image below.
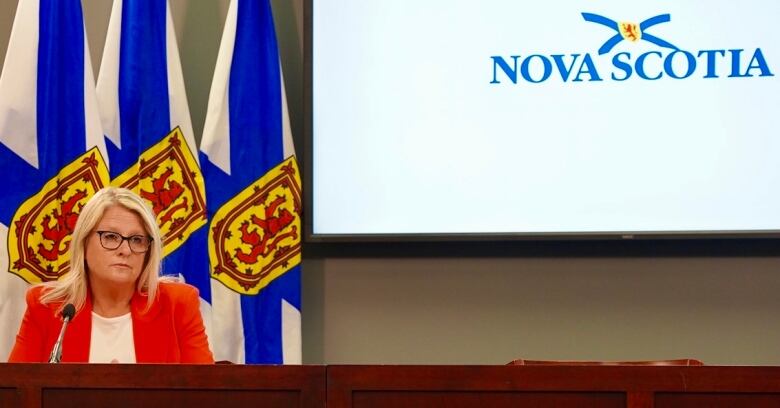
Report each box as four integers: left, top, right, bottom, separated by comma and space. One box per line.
301, 0, 780, 253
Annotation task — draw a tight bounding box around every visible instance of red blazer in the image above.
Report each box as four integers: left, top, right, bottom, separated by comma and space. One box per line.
8, 282, 214, 363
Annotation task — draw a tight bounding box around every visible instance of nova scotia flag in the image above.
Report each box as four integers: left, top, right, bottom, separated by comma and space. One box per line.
201, 0, 302, 364
0, 0, 107, 360
96, 0, 213, 347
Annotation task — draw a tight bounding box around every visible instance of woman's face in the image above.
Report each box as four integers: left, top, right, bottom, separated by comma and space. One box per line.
85, 205, 149, 292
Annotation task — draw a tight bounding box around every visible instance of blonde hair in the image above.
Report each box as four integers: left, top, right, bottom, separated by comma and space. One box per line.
39, 187, 166, 312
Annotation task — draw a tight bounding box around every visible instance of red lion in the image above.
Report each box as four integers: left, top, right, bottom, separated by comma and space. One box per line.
235, 195, 298, 264
622, 23, 639, 41
37, 189, 87, 261
140, 167, 184, 215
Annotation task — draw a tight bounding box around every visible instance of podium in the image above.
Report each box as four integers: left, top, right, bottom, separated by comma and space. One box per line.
0, 363, 325, 408
328, 365, 780, 408
3, 363, 780, 407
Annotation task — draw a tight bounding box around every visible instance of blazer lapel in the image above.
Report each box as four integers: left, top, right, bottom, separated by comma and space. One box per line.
61, 301, 91, 363
131, 291, 166, 363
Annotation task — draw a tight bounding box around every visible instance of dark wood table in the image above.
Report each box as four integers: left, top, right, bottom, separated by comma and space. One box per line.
328, 365, 780, 408
3, 364, 780, 407
0, 363, 325, 408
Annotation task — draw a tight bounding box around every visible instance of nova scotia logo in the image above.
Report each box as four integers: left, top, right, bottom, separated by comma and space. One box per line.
583, 13, 677, 55
490, 12, 774, 84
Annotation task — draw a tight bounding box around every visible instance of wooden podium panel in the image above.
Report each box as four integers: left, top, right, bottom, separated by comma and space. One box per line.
0, 387, 16, 405
655, 393, 780, 408
5, 364, 780, 407
0, 363, 325, 408
351, 390, 625, 407
327, 365, 780, 408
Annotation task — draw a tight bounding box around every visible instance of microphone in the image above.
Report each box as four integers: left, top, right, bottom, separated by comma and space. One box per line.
48, 303, 76, 364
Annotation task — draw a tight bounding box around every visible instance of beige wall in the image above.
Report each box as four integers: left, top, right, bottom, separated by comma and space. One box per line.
2, 1, 780, 366
307, 257, 780, 365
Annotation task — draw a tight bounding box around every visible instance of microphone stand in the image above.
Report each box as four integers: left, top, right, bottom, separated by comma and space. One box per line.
49, 304, 75, 364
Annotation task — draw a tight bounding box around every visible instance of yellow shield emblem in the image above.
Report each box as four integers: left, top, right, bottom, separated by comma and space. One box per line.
619, 22, 642, 42
111, 127, 207, 256
8, 147, 110, 283
209, 156, 302, 295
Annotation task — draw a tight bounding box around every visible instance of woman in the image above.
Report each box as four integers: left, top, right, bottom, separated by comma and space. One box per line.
8, 187, 213, 363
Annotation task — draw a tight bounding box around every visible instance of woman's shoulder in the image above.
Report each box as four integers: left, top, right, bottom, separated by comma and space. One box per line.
157, 281, 201, 302
23, 284, 60, 315
25, 285, 53, 304
26, 284, 46, 298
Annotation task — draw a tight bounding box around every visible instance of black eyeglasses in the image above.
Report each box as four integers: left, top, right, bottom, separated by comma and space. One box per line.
95, 231, 153, 254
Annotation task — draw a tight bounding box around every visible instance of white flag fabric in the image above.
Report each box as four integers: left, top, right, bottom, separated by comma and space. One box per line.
0, 0, 107, 360
201, 0, 302, 364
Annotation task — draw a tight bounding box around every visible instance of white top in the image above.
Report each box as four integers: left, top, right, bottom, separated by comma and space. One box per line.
88, 312, 136, 363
